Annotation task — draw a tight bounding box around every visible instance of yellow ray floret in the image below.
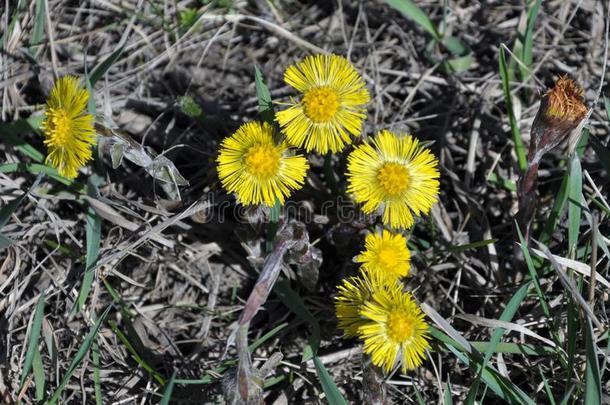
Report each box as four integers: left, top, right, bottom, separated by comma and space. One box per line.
334, 269, 397, 338
356, 230, 411, 281
359, 287, 430, 373
41, 76, 96, 179
217, 121, 309, 207
276, 54, 370, 154
346, 130, 440, 229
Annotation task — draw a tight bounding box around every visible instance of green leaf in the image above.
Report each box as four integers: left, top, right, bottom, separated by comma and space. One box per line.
384, 0, 441, 40
443, 36, 469, 56
442, 54, 474, 73
89, 44, 125, 86
499, 46, 527, 172
254, 66, 275, 127
19, 292, 46, 389
584, 318, 601, 405
48, 307, 111, 404
313, 357, 348, 405
487, 172, 517, 192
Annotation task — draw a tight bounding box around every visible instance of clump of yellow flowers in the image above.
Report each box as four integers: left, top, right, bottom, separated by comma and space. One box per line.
214, 54, 440, 374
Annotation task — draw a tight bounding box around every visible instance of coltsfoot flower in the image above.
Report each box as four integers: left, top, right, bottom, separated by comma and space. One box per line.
334, 269, 396, 338
41, 76, 96, 179
346, 130, 440, 230
359, 286, 430, 373
217, 121, 309, 207
276, 54, 370, 154
356, 230, 411, 281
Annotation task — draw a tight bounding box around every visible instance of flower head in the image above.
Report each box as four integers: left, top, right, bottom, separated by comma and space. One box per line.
357, 230, 411, 281
346, 130, 440, 229
359, 287, 430, 373
276, 54, 370, 154
530, 76, 588, 159
334, 269, 396, 338
41, 76, 96, 179
217, 121, 309, 207
544, 76, 587, 123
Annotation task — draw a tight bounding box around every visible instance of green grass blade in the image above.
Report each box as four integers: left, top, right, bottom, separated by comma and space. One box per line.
0, 116, 45, 162
274, 280, 320, 361
465, 281, 532, 403
384, 0, 441, 40
48, 306, 111, 404
539, 171, 569, 244
538, 366, 556, 405
516, 225, 551, 318
444, 381, 453, 405
19, 292, 46, 389
313, 356, 348, 405
567, 154, 582, 256
584, 318, 601, 405
499, 47, 527, 171
0, 163, 77, 188
590, 135, 610, 176
0, 0, 26, 48
89, 44, 125, 86
520, 0, 542, 80
33, 345, 45, 402
107, 320, 165, 385
93, 341, 103, 405
160, 372, 176, 405
0, 174, 41, 230
0, 234, 14, 249
73, 203, 102, 312
29, 0, 46, 54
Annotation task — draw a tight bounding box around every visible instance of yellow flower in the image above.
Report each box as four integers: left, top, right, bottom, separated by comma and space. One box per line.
217, 121, 309, 207
334, 269, 395, 338
276, 54, 370, 154
346, 130, 440, 230
359, 287, 430, 373
357, 230, 411, 281
41, 76, 96, 179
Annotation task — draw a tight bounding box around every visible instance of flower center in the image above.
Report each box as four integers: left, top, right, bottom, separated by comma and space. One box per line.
302, 87, 339, 123
244, 143, 281, 178
377, 247, 399, 270
46, 108, 72, 145
377, 163, 410, 196
387, 309, 415, 343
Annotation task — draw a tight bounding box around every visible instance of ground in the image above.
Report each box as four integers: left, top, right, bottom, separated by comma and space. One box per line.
1, 0, 609, 404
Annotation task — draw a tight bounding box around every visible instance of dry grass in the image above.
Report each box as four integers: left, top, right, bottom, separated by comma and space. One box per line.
1, 0, 609, 403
